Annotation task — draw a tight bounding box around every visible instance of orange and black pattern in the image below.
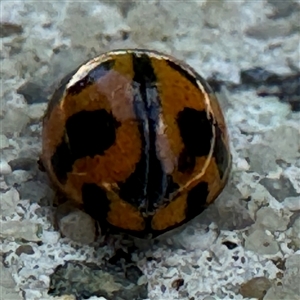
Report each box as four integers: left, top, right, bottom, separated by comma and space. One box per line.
41, 49, 231, 238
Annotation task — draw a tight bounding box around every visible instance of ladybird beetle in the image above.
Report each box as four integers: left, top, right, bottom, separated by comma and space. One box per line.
41, 49, 231, 239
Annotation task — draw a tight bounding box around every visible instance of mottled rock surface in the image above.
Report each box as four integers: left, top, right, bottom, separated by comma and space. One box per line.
1, 1, 299, 300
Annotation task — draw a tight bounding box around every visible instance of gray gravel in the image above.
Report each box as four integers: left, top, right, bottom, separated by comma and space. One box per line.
1, 1, 299, 300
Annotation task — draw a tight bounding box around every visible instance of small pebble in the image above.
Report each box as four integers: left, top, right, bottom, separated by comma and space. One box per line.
0, 134, 10, 149
290, 216, 300, 248
0, 220, 42, 242
16, 245, 34, 256
255, 206, 289, 231
5, 170, 32, 186
137, 275, 148, 286
283, 196, 300, 211
165, 267, 177, 278
41, 231, 61, 244
245, 229, 280, 255
0, 188, 20, 215
171, 278, 184, 291
0, 160, 12, 175
236, 158, 250, 171
27, 103, 47, 120
58, 209, 96, 244
239, 276, 271, 299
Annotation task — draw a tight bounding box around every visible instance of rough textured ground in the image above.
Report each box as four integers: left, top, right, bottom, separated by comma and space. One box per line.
1, 1, 299, 300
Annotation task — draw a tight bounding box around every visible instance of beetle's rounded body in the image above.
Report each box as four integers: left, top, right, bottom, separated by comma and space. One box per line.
41, 49, 231, 238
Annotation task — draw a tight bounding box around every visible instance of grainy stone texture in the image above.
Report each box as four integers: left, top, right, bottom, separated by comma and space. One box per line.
239, 276, 272, 299
1, 1, 299, 300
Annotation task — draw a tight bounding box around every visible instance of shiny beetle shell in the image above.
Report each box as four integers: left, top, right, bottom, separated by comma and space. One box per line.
41, 49, 231, 239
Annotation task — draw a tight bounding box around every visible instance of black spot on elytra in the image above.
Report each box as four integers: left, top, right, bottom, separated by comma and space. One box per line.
213, 125, 229, 179
186, 181, 209, 220
177, 108, 213, 172
67, 60, 115, 95
178, 148, 196, 173
166, 60, 213, 94
51, 140, 74, 184
118, 53, 168, 213
65, 109, 120, 160
82, 183, 110, 225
